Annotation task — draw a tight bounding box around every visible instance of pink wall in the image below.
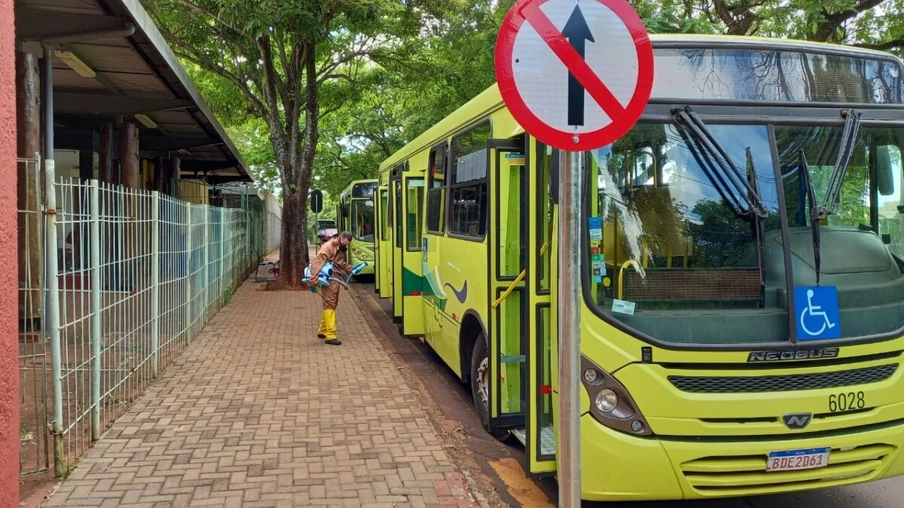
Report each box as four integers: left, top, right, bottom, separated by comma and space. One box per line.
0, 0, 19, 504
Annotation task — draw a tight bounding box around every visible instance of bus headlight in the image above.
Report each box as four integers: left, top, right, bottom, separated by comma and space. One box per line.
581, 355, 652, 436
595, 389, 617, 413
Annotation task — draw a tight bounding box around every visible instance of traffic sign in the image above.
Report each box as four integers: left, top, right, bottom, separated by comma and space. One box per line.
309, 190, 323, 214
495, 0, 654, 151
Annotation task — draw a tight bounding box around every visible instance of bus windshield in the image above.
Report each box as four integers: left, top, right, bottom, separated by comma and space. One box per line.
584, 121, 904, 345
351, 198, 375, 242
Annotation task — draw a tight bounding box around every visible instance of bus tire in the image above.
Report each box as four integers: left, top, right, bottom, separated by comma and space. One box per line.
470, 332, 511, 442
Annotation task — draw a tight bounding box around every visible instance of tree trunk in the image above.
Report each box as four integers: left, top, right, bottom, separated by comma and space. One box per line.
278, 191, 309, 286
17, 50, 42, 323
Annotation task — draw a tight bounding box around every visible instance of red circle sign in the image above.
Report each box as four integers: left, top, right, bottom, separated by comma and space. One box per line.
495, 0, 654, 151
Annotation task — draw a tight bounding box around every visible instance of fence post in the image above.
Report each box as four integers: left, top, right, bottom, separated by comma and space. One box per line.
90, 180, 101, 441
185, 202, 192, 341
202, 206, 209, 316
220, 211, 225, 301
44, 160, 64, 476
150, 192, 160, 377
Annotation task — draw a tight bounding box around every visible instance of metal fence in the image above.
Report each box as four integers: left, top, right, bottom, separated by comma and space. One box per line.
18, 158, 272, 478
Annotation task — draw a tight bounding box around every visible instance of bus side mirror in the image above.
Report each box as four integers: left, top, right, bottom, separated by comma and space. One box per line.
876, 145, 898, 197
550, 149, 560, 204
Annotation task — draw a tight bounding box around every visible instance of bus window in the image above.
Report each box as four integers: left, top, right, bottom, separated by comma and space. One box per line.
771, 125, 904, 339
449, 122, 491, 238
406, 178, 424, 251
537, 142, 554, 293
427, 145, 446, 234
380, 189, 389, 242
876, 144, 904, 258
584, 123, 787, 344
352, 198, 375, 242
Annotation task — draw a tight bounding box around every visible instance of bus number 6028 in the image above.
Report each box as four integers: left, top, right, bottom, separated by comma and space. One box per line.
829, 392, 865, 413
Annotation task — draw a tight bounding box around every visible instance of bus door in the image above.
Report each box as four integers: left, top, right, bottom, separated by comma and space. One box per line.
526, 141, 557, 475
486, 138, 528, 432
376, 184, 391, 298
391, 174, 403, 320
400, 174, 426, 337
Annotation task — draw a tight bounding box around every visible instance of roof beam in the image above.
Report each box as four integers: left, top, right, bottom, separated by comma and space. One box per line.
15, 8, 133, 42
54, 92, 194, 116
179, 160, 241, 172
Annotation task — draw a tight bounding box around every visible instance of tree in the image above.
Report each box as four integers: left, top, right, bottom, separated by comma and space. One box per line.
630, 0, 904, 56
144, 0, 430, 285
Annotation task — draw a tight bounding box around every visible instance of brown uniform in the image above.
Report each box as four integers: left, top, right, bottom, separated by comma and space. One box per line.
309, 236, 354, 340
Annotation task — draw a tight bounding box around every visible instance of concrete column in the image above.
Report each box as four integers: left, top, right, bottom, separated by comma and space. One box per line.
120, 122, 138, 189
171, 157, 181, 198
1, 0, 22, 502
99, 122, 113, 183
16, 49, 41, 322
119, 122, 139, 290
79, 143, 93, 180
153, 156, 168, 193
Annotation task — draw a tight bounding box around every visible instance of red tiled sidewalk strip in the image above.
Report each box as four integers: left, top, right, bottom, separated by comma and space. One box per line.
45, 274, 479, 508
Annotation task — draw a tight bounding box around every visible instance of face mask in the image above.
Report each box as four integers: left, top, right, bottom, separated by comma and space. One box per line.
339, 244, 348, 252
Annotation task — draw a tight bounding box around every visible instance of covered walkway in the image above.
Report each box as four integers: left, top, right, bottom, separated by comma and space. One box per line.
45, 276, 478, 508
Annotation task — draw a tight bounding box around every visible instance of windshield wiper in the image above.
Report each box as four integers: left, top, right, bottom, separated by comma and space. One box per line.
673, 106, 768, 218
817, 109, 862, 220
799, 150, 823, 285
797, 109, 861, 286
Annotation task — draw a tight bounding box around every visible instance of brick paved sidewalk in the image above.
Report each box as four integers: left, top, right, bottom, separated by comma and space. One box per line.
46, 276, 479, 508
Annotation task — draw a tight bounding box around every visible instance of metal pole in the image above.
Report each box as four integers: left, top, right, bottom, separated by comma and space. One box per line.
185, 202, 193, 340
43, 45, 53, 159
42, 43, 67, 477
89, 180, 101, 441
219, 210, 225, 302
150, 192, 160, 377
202, 207, 209, 315
557, 150, 582, 507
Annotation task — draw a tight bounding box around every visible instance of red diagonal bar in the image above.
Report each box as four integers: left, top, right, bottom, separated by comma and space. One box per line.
520, 2, 627, 120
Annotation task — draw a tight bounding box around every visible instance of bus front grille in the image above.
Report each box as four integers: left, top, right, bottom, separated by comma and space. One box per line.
669, 364, 897, 393
680, 444, 895, 496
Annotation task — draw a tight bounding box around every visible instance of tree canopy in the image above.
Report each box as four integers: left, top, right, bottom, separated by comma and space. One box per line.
147, 0, 904, 279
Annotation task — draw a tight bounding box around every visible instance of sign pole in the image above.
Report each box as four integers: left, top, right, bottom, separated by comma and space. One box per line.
558, 149, 583, 507
494, 1, 653, 505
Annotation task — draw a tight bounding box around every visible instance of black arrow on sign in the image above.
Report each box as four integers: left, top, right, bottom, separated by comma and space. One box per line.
563, 4, 594, 127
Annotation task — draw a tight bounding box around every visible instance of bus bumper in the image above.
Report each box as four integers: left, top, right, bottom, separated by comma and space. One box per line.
581, 414, 904, 501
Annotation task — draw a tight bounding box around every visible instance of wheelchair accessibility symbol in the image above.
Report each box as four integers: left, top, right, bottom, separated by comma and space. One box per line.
794, 286, 841, 340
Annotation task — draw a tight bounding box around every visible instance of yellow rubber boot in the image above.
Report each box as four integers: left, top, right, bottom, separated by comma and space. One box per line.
317, 312, 328, 339
324, 310, 340, 345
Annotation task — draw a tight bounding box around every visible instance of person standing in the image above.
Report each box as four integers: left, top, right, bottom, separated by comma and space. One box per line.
308, 231, 355, 345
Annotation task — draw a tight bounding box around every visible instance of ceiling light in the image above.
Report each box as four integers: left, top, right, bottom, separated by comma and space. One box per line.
55, 50, 95, 78
134, 114, 157, 129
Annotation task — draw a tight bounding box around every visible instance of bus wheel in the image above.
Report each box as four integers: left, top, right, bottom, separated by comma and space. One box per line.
470, 333, 511, 442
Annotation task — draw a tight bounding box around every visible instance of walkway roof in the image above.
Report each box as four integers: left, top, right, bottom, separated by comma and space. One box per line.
15, 0, 250, 183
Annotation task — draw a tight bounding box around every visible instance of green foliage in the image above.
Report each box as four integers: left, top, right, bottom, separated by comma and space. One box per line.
148, 0, 904, 214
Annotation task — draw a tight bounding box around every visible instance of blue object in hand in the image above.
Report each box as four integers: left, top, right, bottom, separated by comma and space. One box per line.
351, 262, 367, 276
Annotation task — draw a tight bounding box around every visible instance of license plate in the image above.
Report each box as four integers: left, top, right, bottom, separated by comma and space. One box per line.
766, 447, 830, 472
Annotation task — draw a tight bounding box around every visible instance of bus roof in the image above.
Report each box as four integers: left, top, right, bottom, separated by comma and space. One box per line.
339, 178, 378, 199
379, 34, 904, 173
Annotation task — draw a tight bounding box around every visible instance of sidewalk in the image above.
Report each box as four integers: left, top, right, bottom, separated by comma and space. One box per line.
45, 272, 479, 508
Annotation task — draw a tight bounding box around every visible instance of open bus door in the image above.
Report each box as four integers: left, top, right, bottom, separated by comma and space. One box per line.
390, 173, 403, 320
400, 173, 426, 337
486, 137, 528, 434
526, 140, 557, 475
376, 184, 391, 298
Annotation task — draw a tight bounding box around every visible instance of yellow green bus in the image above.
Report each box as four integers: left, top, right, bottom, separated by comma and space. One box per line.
336, 179, 377, 277
375, 34, 904, 501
